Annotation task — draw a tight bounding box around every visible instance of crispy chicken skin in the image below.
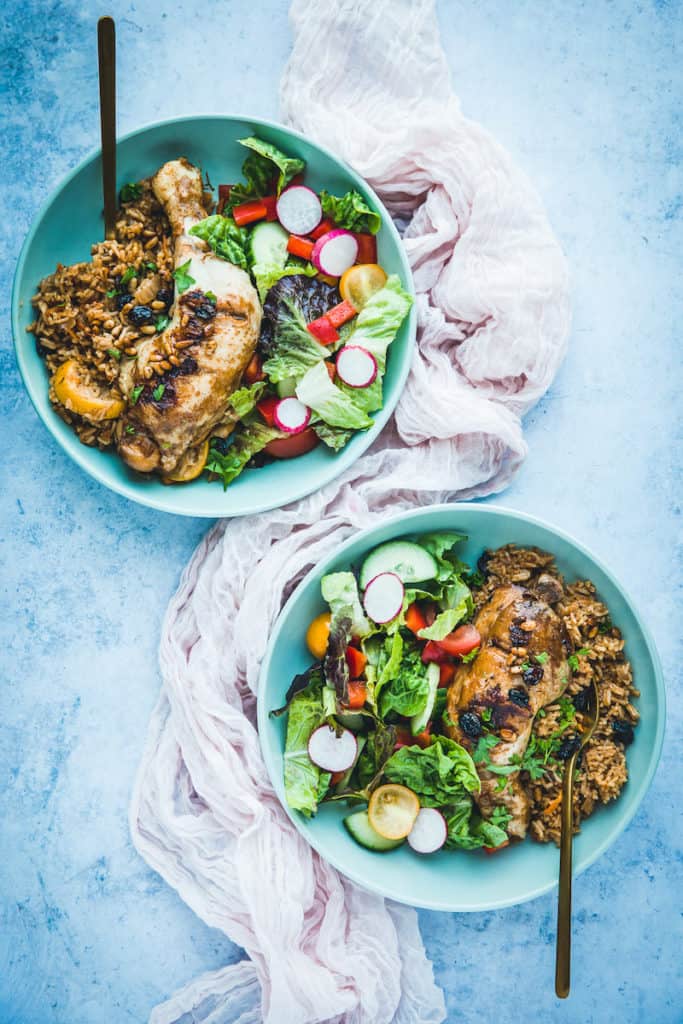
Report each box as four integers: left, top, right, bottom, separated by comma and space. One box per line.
117, 159, 261, 479
446, 584, 571, 839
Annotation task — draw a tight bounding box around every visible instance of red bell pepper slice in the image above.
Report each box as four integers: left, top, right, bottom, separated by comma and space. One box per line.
327, 300, 357, 329
311, 217, 335, 241
355, 233, 377, 264
345, 645, 367, 678
343, 680, 367, 710
244, 354, 266, 385
256, 396, 279, 427
233, 200, 267, 226
324, 361, 337, 382
262, 195, 278, 221
287, 235, 315, 260
307, 316, 339, 345
405, 602, 428, 635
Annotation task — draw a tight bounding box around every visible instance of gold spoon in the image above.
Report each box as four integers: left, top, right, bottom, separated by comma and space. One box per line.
555, 677, 600, 998
97, 16, 117, 239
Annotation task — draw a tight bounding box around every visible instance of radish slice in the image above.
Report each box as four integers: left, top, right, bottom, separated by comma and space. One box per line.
407, 808, 447, 854
308, 725, 357, 772
363, 572, 404, 623
273, 397, 311, 434
336, 346, 378, 389
276, 186, 322, 236
312, 230, 359, 277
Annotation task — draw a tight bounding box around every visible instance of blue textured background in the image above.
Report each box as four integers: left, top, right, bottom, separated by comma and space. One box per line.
1, 1, 681, 1022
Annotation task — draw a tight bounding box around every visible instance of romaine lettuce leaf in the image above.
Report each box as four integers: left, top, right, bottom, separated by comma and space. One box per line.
313, 422, 354, 451
383, 735, 481, 805
320, 189, 381, 234
321, 572, 371, 638
418, 532, 469, 581
189, 215, 249, 271
379, 642, 430, 718
417, 578, 473, 641
374, 632, 404, 706
283, 677, 330, 816
238, 136, 305, 194
205, 417, 280, 489
227, 381, 266, 419
296, 361, 373, 430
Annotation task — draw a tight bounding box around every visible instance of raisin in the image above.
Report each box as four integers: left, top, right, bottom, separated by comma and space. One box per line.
157, 287, 173, 307
508, 687, 530, 707
129, 305, 154, 327
459, 711, 483, 739
477, 551, 490, 577
611, 719, 634, 746
522, 664, 544, 686
115, 292, 132, 310
572, 687, 591, 712
557, 736, 582, 760
509, 619, 531, 646
195, 301, 217, 321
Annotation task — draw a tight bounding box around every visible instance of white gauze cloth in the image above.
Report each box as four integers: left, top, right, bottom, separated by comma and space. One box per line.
129, 1, 571, 1021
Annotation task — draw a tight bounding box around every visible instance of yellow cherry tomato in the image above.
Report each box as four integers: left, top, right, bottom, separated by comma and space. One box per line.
52, 359, 125, 422
368, 784, 420, 840
163, 440, 209, 483
306, 612, 331, 660
339, 263, 388, 310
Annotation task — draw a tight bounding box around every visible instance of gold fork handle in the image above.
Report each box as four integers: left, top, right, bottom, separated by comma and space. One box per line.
97, 17, 117, 239
555, 754, 576, 998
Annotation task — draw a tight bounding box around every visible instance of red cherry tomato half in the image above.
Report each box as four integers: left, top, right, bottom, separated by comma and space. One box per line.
265, 426, 320, 459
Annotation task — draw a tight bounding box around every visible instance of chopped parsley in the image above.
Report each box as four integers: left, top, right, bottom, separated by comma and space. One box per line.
481, 707, 492, 724
130, 385, 144, 405
144, 261, 157, 271
120, 266, 137, 287
568, 647, 590, 672
534, 651, 549, 665
152, 383, 166, 402
205, 290, 217, 304
125, 425, 136, 435
173, 259, 195, 293
489, 805, 512, 830
598, 619, 613, 635
120, 182, 143, 202
155, 314, 170, 332
462, 647, 480, 664
465, 569, 486, 588
106, 287, 117, 299
107, 346, 121, 361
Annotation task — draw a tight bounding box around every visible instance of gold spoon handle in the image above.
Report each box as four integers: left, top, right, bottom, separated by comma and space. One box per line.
555, 754, 576, 998
97, 16, 117, 239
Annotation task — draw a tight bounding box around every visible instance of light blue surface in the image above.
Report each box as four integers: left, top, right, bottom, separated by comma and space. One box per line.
259, 504, 665, 912
1, 1, 680, 1022
12, 115, 416, 517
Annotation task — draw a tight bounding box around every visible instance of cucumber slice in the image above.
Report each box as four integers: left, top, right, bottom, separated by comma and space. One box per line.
359, 539, 438, 590
344, 810, 404, 852
410, 662, 440, 735
249, 221, 288, 268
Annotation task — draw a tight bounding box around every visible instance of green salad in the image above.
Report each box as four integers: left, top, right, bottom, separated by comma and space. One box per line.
185, 135, 413, 488
271, 533, 511, 855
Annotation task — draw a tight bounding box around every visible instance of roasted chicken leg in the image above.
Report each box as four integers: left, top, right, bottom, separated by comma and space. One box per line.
118, 159, 261, 480
446, 584, 572, 838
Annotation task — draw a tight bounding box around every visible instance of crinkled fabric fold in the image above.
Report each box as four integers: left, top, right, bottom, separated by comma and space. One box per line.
130, 1, 570, 1021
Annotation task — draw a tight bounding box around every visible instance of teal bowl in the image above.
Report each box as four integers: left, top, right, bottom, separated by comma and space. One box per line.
258, 503, 665, 911
12, 115, 416, 518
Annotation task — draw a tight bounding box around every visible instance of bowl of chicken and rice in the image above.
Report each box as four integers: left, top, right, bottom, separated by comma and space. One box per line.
12, 115, 416, 517
258, 503, 665, 911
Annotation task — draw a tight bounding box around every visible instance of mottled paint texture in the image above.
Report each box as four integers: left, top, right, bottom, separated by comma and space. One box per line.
1, 0, 681, 1022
